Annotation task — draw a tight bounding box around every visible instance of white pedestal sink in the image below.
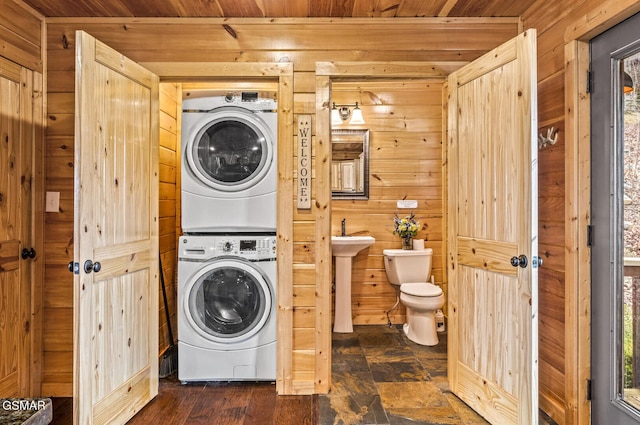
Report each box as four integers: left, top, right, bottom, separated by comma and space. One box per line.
331, 235, 375, 333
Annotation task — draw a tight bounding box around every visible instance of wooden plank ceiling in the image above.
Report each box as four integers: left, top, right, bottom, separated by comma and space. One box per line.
21, 0, 534, 18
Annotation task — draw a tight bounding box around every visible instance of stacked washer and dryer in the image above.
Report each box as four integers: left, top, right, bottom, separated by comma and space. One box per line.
178, 91, 278, 382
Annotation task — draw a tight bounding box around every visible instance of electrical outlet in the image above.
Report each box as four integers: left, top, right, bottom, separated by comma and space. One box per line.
45, 191, 60, 212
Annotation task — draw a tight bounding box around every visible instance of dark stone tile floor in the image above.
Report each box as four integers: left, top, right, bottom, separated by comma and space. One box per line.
318, 325, 558, 425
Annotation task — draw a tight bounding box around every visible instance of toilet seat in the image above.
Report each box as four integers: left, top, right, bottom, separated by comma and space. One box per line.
400, 282, 442, 297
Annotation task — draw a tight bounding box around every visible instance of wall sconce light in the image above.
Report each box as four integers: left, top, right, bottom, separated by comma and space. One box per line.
624, 71, 634, 94
331, 102, 365, 126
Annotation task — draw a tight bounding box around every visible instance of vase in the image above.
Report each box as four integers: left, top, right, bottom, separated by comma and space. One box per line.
402, 237, 413, 250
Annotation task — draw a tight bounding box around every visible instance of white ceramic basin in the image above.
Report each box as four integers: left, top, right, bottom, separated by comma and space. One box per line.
331, 235, 375, 257
331, 235, 375, 333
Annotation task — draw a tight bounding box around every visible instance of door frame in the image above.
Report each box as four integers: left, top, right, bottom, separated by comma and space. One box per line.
314, 61, 465, 393
564, 1, 640, 424
140, 61, 295, 393
24, 65, 46, 399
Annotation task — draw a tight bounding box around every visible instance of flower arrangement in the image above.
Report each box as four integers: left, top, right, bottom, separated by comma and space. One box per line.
392, 212, 420, 239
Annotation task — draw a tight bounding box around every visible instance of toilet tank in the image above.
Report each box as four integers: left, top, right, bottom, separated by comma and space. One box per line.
383, 248, 433, 285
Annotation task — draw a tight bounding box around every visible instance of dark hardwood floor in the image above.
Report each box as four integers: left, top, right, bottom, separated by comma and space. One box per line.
50, 398, 72, 424
50, 377, 318, 424
49, 326, 558, 424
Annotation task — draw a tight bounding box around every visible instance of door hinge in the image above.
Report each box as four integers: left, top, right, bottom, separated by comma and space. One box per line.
586, 70, 593, 93
586, 379, 592, 400
587, 225, 594, 247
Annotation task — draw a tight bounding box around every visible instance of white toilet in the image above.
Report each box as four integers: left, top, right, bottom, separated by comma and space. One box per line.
383, 248, 444, 346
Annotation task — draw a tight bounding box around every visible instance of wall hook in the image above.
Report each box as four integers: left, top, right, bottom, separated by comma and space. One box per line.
538, 127, 558, 149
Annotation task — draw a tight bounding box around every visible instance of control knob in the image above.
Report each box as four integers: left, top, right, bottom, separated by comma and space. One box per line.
222, 241, 234, 252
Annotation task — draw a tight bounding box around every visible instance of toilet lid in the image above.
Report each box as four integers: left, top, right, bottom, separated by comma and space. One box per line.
400, 282, 442, 297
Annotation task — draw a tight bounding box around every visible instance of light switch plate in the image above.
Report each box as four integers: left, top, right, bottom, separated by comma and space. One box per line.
397, 200, 418, 209
45, 191, 60, 212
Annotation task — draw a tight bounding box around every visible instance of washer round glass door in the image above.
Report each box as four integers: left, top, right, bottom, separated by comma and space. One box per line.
187, 107, 274, 192
185, 258, 272, 343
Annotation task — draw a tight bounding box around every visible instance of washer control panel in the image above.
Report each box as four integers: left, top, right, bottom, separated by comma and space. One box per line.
180, 235, 277, 261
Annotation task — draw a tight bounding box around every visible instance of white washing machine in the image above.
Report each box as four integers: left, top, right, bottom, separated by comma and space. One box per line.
178, 234, 277, 382
181, 91, 278, 233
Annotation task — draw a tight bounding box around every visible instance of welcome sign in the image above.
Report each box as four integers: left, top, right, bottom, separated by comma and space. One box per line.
297, 115, 312, 209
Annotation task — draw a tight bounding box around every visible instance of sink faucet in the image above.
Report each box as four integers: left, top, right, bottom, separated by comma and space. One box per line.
341, 218, 346, 236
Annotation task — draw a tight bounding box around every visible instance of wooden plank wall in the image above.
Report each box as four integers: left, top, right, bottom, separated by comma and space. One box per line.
331, 80, 445, 325
520, 3, 569, 419
0, 0, 43, 72
40, 18, 519, 396
43, 81, 74, 396
8, 0, 640, 418
523, 1, 578, 423
158, 83, 179, 356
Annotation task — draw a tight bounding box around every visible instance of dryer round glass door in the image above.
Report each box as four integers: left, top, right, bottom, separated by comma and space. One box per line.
187, 108, 274, 192
185, 258, 273, 343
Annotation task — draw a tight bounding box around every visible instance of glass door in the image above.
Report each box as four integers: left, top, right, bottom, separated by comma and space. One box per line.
621, 49, 640, 411
591, 11, 640, 423
186, 259, 272, 342
188, 109, 273, 191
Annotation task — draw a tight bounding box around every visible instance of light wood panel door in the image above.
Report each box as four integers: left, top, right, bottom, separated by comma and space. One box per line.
0, 57, 36, 397
447, 30, 538, 424
73, 31, 159, 425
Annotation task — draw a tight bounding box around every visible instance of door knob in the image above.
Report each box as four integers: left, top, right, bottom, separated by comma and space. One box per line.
83, 259, 102, 274
510, 254, 528, 268
21, 248, 36, 259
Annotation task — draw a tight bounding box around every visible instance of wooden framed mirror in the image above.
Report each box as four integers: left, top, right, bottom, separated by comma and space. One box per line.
331, 128, 370, 199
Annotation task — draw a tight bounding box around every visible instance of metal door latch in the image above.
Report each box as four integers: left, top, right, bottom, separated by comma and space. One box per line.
532, 256, 544, 268
67, 261, 79, 274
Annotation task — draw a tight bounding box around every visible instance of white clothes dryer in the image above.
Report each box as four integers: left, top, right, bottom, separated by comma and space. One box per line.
178, 234, 277, 382
181, 91, 278, 233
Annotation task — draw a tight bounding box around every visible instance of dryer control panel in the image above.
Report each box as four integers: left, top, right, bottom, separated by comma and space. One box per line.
182, 90, 278, 112
180, 235, 277, 261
